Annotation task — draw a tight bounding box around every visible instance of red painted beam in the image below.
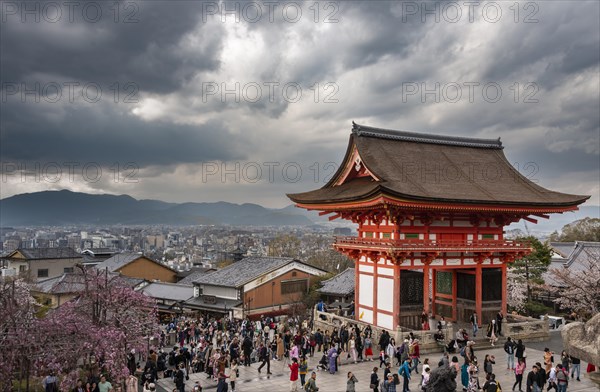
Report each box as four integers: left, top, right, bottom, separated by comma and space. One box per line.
533, 214, 550, 219
523, 216, 538, 224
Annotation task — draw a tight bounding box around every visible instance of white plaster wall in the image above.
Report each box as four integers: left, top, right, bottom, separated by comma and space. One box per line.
359, 274, 374, 307
359, 307, 373, 324
378, 267, 394, 277
377, 313, 394, 330
377, 277, 394, 312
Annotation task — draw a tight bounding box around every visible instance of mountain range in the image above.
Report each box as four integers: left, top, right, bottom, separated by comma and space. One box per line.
0, 190, 329, 226
1, 190, 597, 231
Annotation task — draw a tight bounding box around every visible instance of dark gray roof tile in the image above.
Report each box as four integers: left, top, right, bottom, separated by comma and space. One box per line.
95, 253, 172, 273
192, 257, 319, 288
288, 123, 589, 208
318, 268, 355, 295
141, 282, 194, 302
10, 247, 80, 260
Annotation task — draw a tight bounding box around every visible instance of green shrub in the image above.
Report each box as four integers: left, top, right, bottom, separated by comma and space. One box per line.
524, 301, 552, 318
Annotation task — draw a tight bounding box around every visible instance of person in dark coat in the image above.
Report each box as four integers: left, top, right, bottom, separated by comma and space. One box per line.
516, 339, 526, 366
526, 365, 539, 392
535, 362, 546, 390
425, 364, 457, 392
496, 312, 504, 336
370, 367, 380, 392
257, 343, 271, 374
379, 331, 390, 352
242, 336, 253, 366
174, 363, 186, 392
216, 370, 229, 392
127, 349, 137, 376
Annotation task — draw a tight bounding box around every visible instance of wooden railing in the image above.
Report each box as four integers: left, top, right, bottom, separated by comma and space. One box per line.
334, 236, 530, 252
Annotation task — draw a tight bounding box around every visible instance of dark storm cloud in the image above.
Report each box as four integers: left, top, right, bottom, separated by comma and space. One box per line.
0, 0, 598, 206
480, 2, 600, 83
228, 1, 434, 89
0, 99, 249, 168
1, 1, 224, 94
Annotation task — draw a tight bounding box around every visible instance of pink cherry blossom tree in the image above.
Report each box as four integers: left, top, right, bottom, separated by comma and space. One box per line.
0, 278, 38, 392
35, 268, 159, 389
507, 267, 528, 313
549, 247, 600, 318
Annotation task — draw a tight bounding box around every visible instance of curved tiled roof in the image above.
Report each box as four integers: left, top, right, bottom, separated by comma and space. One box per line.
318, 268, 355, 295
288, 123, 589, 208
545, 242, 600, 286
141, 282, 194, 302
34, 272, 144, 294
351, 122, 503, 149
8, 247, 80, 260
192, 257, 326, 288
95, 253, 175, 273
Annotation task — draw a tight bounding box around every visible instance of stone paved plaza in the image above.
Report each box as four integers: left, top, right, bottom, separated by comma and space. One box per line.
157, 345, 599, 392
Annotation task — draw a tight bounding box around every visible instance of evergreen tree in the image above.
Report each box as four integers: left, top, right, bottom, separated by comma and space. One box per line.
511, 236, 552, 302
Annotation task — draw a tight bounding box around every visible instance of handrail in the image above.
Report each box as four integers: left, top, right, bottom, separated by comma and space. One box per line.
334, 236, 530, 250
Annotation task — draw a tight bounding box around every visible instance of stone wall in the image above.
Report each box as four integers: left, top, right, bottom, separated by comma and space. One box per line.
313, 309, 453, 354
313, 310, 552, 356
561, 313, 600, 367
503, 314, 550, 342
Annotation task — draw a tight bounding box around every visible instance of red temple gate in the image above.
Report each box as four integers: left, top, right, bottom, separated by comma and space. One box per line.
289, 123, 588, 329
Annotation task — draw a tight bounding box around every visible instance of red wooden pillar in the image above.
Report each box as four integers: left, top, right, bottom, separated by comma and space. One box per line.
475, 264, 483, 323
452, 270, 457, 321
423, 263, 430, 314
355, 253, 360, 320
394, 265, 401, 329
431, 268, 437, 315
373, 253, 378, 326
501, 263, 507, 314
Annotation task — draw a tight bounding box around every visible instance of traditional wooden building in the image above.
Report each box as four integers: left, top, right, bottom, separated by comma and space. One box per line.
1, 247, 82, 281
140, 282, 195, 318
318, 267, 355, 304
288, 123, 589, 329
95, 253, 178, 283
33, 272, 145, 308
189, 256, 327, 319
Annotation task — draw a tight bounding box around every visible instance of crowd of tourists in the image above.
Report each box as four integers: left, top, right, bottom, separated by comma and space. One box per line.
43, 307, 596, 392
138, 311, 426, 392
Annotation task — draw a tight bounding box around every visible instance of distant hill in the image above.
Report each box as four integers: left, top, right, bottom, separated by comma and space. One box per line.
2, 190, 597, 231
0, 190, 313, 226
506, 205, 600, 236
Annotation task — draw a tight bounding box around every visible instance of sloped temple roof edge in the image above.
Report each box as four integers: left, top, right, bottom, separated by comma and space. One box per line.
287, 123, 590, 210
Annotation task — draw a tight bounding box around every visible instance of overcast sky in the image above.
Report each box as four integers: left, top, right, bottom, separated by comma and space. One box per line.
1, 0, 599, 209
